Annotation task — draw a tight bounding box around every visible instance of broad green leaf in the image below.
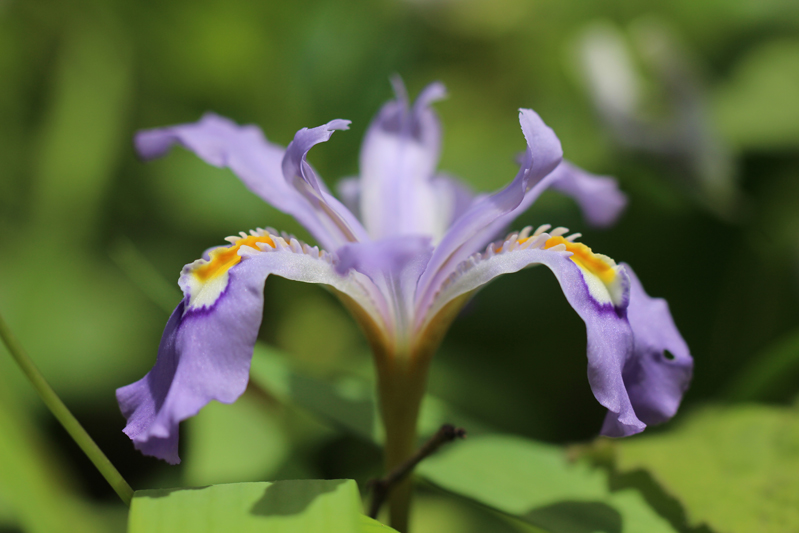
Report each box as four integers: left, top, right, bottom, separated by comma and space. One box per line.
0, 389, 108, 533
616, 405, 799, 533
417, 435, 677, 533
183, 391, 289, 486
359, 514, 398, 532
128, 480, 363, 533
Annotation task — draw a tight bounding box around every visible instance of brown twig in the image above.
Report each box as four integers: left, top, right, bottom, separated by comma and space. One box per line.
368, 423, 467, 518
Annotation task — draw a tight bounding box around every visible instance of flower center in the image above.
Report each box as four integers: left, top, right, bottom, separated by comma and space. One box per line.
542, 236, 617, 284
192, 234, 275, 282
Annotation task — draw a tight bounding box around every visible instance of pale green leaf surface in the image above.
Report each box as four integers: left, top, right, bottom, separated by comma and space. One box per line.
184, 392, 289, 486
418, 435, 676, 533
128, 480, 362, 533
617, 405, 799, 533
360, 514, 399, 532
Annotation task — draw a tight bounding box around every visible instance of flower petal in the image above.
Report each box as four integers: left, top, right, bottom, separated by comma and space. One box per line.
415, 109, 563, 318
134, 114, 361, 250
601, 264, 693, 436
337, 236, 434, 345
548, 162, 627, 228
422, 230, 673, 437
116, 230, 384, 463
282, 120, 370, 244
358, 81, 449, 241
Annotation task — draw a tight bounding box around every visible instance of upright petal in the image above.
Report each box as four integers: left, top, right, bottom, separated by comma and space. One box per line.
415, 109, 563, 321
116, 229, 384, 463
601, 264, 693, 436
548, 162, 627, 228
421, 227, 683, 437
358, 81, 449, 240
337, 236, 434, 348
134, 114, 361, 250
282, 120, 370, 244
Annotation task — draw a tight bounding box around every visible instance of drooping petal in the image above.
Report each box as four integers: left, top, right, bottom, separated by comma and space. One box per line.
116, 229, 385, 463
422, 228, 669, 437
337, 236, 434, 346
548, 162, 627, 227
134, 114, 362, 250
415, 109, 563, 320
600, 264, 693, 436
281, 120, 370, 244
358, 81, 449, 241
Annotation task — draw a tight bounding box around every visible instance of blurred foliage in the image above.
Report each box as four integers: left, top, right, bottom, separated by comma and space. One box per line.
2, 0, 799, 531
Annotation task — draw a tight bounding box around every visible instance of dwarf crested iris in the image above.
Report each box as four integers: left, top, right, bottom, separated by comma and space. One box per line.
117, 81, 692, 528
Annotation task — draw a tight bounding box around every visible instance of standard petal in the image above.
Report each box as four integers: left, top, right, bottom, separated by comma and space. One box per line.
358, 81, 449, 241
421, 228, 651, 437
116, 229, 385, 463
415, 109, 563, 318
134, 114, 359, 250
282, 120, 370, 244
337, 236, 434, 346
548, 162, 627, 228
600, 264, 693, 435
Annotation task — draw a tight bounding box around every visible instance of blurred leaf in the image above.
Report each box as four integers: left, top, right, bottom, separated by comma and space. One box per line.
183, 391, 290, 486
128, 480, 363, 533
713, 39, 799, 150
32, 16, 133, 241
0, 391, 108, 533
616, 405, 799, 532
417, 434, 677, 533
249, 343, 488, 444
360, 514, 398, 532
725, 327, 799, 402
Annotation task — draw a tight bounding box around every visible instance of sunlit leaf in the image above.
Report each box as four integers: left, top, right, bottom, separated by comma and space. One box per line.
183, 391, 289, 486
617, 405, 799, 533
128, 480, 363, 533
417, 435, 677, 533
359, 514, 398, 532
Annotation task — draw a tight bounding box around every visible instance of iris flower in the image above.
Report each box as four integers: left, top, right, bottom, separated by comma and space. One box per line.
117, 82, 692, 525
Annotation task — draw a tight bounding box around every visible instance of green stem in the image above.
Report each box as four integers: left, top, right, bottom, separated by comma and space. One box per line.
375, 355, 430, 532
0, 311, 134, 506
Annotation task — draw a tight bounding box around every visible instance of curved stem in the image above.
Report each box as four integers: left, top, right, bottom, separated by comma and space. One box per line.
0, 311, 134, 506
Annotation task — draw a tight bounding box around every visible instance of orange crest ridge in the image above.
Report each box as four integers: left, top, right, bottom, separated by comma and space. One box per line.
192, 233, 276, 283
543, 236, 617, 284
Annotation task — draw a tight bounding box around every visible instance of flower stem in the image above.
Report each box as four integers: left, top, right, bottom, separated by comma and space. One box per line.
368, 424, 466, 518
0, 311, 134, 506
374, 355, 431, 532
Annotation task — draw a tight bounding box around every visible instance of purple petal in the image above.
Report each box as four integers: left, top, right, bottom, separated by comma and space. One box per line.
421, 232, 692, 437
282, 120, 370, 244
415, 109, 563, 318
337, 236, 434, 340
134, 114, 362, 250
601, 264, 693, 435
117, 232, 385, 463
549, 162, 627, 228
358, 81, 449, 240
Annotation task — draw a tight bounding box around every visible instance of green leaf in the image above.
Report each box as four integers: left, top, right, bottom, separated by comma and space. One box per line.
724, 328, 799, 402
616, 405, 799, 533
128, 480, 363, 533
417, 435, 677, 533
359, 514, 399, 532
0, 390, 109, 533
183, 392, 289, 486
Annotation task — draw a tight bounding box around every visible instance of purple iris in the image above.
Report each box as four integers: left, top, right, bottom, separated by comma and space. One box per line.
118, 81, 692, 464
